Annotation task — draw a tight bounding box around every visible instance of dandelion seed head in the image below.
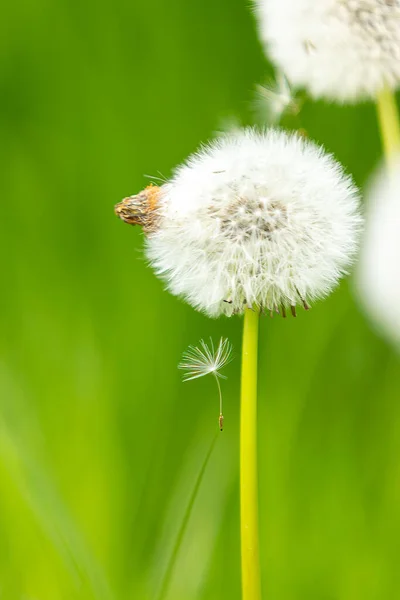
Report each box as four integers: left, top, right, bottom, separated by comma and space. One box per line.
146, 128, 362, 317
357, 159, 400, 348
178, 338, 233, 381
255, 0, 400, 102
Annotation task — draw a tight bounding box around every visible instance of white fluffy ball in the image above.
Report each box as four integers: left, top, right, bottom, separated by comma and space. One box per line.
357, 160, 400, 347
146, 129, 361, 317
255, 0, 400, 102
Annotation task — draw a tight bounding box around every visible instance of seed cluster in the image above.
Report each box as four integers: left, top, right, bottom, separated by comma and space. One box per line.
339, 0, 400, 58
214, 197, 288, 242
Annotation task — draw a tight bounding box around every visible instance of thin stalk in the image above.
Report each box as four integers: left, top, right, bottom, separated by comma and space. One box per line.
215, 375, 223, 417
240, 307, 261, 600
376, 87, 400, 165
157, 433, 218, 600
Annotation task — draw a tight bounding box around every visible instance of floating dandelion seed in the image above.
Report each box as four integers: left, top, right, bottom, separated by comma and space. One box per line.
178, 338, 233, 431
255, 71, 299, 123
179, 337, 233, 381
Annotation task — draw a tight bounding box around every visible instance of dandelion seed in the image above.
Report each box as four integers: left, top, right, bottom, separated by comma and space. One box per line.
178, 338, 233, 431
254, 0, 400, 102
254, 71, 299, 123
179, 338, 233, 381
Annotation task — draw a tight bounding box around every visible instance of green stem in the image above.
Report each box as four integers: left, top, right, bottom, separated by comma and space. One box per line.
157, 433, 218, 600
240, 308, 261, 600
376, 87, 400, 165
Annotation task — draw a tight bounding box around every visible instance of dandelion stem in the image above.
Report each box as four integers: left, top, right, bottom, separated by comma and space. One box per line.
240, 307, 261, 600
376, 87, 400, 164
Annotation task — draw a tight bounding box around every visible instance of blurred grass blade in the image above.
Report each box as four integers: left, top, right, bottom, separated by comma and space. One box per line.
0, 364, 114, 600
156, 432, 219, 600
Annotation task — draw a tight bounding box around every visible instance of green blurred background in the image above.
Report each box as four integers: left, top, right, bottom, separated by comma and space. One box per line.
1, 1, 399, 598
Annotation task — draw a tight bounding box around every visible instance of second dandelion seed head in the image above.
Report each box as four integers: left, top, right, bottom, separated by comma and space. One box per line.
255, 0, 400, 102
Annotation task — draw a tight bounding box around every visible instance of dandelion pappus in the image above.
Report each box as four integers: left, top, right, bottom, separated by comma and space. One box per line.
178, 338, 233, 432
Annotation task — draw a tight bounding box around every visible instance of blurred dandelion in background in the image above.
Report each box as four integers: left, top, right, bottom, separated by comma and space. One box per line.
357, 158, 400, 349
253, 0, 400, 164
254, 71, 299, 124
254, 0, 400, 102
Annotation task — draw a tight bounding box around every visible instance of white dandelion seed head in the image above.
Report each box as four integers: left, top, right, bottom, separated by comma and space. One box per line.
357, 159, 400, 348
254, 0, 400, 102
178, 338, 233, 381
146, 128, 362, 318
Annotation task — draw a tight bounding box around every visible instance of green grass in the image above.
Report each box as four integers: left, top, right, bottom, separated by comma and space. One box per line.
1, 1, 400, 598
